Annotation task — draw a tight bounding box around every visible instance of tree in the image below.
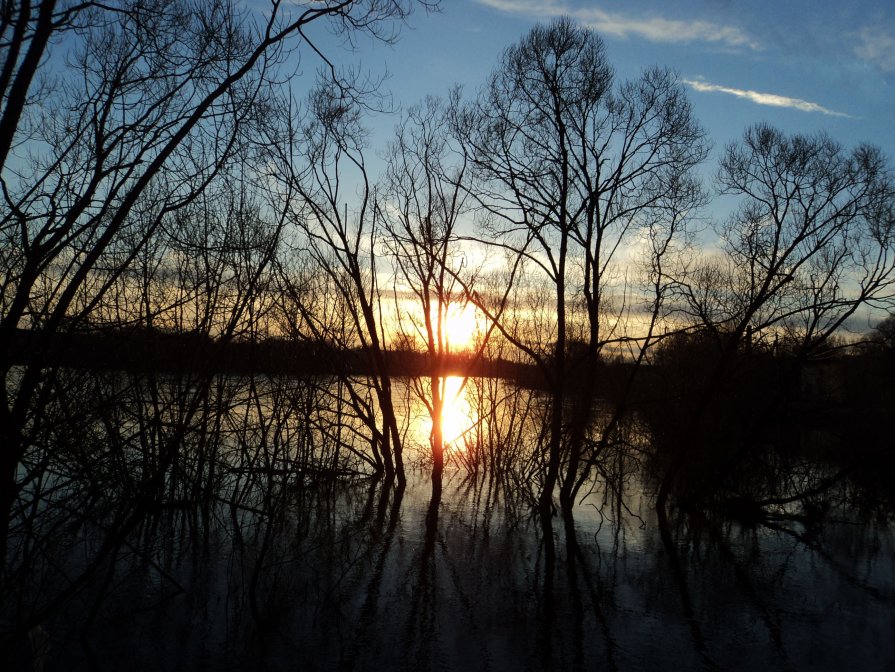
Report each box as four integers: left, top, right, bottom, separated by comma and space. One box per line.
869, 313, 895, 352
379, 95, 472, 497
272, 78, 409, 484
682, 124, 895, 359
658, 124, 895, 512
455, 18, 707, 512
0, 0, 431, 564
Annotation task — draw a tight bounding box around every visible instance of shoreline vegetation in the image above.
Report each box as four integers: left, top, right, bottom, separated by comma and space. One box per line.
7, 327, 538, 381
10, 326, 893, 413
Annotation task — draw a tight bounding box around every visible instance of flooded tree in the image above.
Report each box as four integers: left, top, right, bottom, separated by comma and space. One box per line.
272, 79, 409, 484
2, 7, 894, 670
0, 0, 432, 582
379, 96, 472, 497
686, 124, 895, 358
655, 124, 895, 512
455, 18, 708, 513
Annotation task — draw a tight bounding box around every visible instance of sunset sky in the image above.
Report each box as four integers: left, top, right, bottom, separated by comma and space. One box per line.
309, 0, 894, 163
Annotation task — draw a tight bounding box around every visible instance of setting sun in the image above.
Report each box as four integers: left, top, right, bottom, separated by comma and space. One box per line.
443, 302, 479, 351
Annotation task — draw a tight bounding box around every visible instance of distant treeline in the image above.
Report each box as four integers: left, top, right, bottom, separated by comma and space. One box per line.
6, 327, 541, 382
10, 327, 894, 415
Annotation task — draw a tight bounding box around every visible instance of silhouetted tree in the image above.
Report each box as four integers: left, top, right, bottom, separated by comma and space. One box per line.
869, 313, 895, 352
658, 124, 895, 512
0, 0, 432, 565
272, 78, 408, 484
455, 18, 708, 512
681, 124, 894, 360
379, 96, 473, 494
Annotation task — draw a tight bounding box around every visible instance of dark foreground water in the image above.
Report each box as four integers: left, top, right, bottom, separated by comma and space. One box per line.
5, 468, 894, 671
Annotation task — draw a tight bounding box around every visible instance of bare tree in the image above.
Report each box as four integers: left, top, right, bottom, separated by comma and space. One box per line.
378, 95, 473, 495
657, 124, 895, 513
682, 124, 895, 358
273, 79, 409, 484
0, 0, 432, 564
455, 18, 708, 512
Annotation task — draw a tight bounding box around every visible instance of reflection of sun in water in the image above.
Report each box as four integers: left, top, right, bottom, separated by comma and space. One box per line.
440, 376, 475, 449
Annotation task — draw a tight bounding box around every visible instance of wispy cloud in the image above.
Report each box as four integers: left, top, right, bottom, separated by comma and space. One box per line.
854, 26, 895, 72
475, 0, 759, 50
683, 78, 851, 117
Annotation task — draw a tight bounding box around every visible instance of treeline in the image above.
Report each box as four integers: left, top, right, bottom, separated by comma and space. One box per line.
6, 327, 540, 380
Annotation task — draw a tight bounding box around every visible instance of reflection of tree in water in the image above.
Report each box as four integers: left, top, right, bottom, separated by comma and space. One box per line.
1, 369, 894, 670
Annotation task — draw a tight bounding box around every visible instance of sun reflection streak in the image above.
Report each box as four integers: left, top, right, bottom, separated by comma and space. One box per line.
440, 376, 475, 449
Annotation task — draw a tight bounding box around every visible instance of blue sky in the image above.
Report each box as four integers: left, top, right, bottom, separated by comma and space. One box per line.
307, 0, 894, 163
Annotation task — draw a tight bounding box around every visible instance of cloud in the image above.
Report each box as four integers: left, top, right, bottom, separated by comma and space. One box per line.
854, 26, 895, 72
683, 78, 851, 117
475, 0, 759, 50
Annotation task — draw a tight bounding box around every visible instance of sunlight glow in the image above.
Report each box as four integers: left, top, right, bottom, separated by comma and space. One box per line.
443, 302, 480, 351
441, 376, 474, 448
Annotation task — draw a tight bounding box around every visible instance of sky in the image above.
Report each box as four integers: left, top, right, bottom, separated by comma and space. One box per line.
305, 0, 894, 167
289, 0, 895, 334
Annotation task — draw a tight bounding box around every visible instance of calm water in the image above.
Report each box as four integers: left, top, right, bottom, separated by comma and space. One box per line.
3, 373, 894, 670
5, 471, 893, 671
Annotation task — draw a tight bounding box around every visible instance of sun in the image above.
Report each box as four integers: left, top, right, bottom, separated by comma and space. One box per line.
443, 302, 479, 350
